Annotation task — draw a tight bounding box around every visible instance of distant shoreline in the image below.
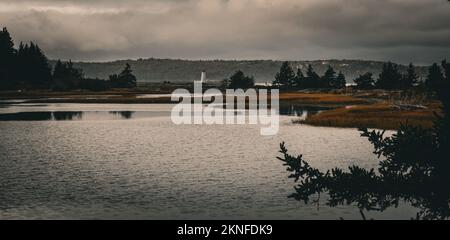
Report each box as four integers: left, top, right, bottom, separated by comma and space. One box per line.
51, 58, 430, 84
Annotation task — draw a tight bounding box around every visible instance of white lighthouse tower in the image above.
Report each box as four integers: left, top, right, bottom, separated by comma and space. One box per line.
200, 70, 206, 83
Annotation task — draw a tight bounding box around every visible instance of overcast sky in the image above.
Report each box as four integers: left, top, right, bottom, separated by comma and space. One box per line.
1, 0, 449, 64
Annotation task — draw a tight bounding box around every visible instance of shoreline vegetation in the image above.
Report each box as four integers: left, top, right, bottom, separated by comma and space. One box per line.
0, 89, 440, 130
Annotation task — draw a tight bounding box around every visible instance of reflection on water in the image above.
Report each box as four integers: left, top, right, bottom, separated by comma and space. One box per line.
0, 112, 53, 121
0, 111, 136, 121
279, 104, 328, 119
109, 111, 134, 119
52, 112, 83, 121
0, 103, 324, 121
0, 102, 414, 220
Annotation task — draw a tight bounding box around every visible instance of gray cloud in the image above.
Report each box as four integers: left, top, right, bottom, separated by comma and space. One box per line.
1, 0, 449, 64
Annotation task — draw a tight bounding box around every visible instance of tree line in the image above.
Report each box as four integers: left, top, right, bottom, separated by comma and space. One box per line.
271, 60, 447, 91
273, 61, 346, 89
0, 28, 136, 91
223, 60, 447, 92
353, 61, 450, 92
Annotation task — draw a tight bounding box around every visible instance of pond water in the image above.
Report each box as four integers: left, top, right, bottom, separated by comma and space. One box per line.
0, 102, 416, 219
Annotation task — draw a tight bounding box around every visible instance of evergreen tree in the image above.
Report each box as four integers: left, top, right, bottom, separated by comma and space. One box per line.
426, 63, 443, 91
376, 61, 402, 89
53, 60, 84, 90
402, 63, 419, 89
354, 72, 375, 89
273, 61, 295, 88
120, 63, 137, 88
16, 42, 52, 88
0, 27, 16, 89
305, 64, 320, 88
321, 65, 336, 88
441, 60, 450, 87
228, 70, 255, 89
294, 68, 305, 89
52, 60, 65, 80
110, 63, 137, 88
335, 71, 346, 89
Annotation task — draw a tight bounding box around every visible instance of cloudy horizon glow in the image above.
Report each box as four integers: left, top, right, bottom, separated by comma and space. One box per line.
1, 0, 450, 64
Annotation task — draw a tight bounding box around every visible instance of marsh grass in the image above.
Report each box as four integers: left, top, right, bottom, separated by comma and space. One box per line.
298, 102, 441, 130
279, 92, 369, 106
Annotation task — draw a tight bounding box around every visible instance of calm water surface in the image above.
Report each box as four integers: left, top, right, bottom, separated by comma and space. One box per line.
0, 102, 416, 219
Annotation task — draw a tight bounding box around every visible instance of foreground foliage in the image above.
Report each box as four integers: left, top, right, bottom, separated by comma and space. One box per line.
279, 60, 450, 219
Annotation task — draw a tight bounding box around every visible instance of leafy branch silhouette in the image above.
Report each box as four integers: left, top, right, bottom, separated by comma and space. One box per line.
278, 60, 450, 220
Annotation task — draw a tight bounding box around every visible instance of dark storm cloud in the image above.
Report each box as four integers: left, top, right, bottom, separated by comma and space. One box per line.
0, 0, 449, 63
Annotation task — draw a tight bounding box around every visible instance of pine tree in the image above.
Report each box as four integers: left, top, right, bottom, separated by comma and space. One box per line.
305, 64, 320, 88
335, 71, 346, 89
376, 61, 402, 89
0, 27, 16, 89
119, 63, 137, 88
402, 63, 419, 89
294, 68, 305, 89
16, 42, 52, 88
354, 72, 375, 89
426, 63, 443, 91
228, 70, 255, 89
110, 63, 137, 88
441, 60, 450, 86
52, 60, 84, 90
321, 65, 336, 88
273, 61, 295, 88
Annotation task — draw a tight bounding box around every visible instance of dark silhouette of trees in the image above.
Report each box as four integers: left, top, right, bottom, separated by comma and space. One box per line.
0, 27, 16, 90
354, 72, 375, 89
321, 66, 345, 89
273, 61, 295, 88
402, 63, 419, 89
321, 65, 336, 88
1, 28, 53, 89
269, 61, 421, 91
335, 71, 346, 89
376, 61, 402, 89
354, 62, 415, 90
443, 60, 450, 85
0, 28, 137, 91
227, 70, 255, 89
304, 64, 320, 89
53, 60, 110, 91
294, 68, 305, 89
16, 42, 53, 88
109, 63, 137, 88
278, 59, 450, 220
273, 64, 346, 90
426, 63, 444, 91
53, 60, 84, 90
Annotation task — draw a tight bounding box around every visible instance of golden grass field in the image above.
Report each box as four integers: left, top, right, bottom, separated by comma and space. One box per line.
299, 101, 441, 130
279, 92, 370, 106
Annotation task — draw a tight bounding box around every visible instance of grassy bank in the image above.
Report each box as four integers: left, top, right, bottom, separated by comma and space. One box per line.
279, 92, 370, 107
298, 101, 441, 130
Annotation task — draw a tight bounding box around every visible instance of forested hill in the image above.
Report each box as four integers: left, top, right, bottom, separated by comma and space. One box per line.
59, 58, 429, 83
